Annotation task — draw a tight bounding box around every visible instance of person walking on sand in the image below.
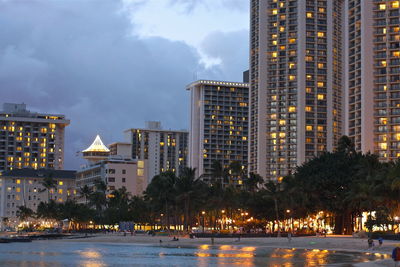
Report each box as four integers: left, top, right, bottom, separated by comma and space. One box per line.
368, 237, 374, 249
392, 245, 400, 266
378, 237, 383, 247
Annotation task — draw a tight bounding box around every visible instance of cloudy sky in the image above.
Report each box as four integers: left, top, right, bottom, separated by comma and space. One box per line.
0, 0, 249, 169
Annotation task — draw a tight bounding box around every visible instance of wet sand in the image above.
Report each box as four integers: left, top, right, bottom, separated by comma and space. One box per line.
60, 234, 398, 266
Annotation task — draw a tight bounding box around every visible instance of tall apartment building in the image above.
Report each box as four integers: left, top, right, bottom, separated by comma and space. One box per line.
345, 0, 400, 160
187, 80, 249, 183
0, 103, 69, 173
250, 0, 344, 180
124, 122, 188, 181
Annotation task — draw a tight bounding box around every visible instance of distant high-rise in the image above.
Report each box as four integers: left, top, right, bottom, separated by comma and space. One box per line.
124, 122, 188, 181
250, 0, 344, 180
345, 0, 400, 160
0, 103, 69, 172
187, 80, 249, 184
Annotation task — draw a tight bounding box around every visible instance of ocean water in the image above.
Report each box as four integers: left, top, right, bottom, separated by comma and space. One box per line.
0, 241, 389, 266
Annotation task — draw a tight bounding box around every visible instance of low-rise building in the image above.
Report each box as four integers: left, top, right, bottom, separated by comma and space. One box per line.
0, 168, 76, 227
76, 136, 147, 199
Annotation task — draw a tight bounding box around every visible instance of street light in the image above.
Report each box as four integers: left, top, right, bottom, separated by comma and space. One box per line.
202, 211, 206, 233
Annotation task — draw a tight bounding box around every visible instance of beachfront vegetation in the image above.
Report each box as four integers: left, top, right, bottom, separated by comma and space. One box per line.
16, 136, 400, 234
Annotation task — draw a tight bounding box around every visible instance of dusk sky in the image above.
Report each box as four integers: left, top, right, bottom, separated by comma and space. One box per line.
0, 0, 249, 169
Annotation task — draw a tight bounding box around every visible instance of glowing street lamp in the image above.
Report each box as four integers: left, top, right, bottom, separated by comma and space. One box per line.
202, 211, 206, 233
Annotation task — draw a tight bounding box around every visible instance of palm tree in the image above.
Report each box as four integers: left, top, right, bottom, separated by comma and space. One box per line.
88, 180, 108, 226
79, 185, 92, 205
16, 206, 34, 221
244, 172, 263, 193
210, 160, 229, 186
175, 167, 203, 232
40, 173, 57, 201
145, 171, 177, 230
264, 180, 282, 237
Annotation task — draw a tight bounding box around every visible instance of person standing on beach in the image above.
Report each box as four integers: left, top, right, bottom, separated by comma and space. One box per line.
392, 245, 400, 266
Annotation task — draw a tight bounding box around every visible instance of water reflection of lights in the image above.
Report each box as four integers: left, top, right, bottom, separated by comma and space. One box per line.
303, 248, 328, 266
78, 249, 106, 267
199, 245, 209, 250
216, 253, 253, 258
80, 250, 102, 259
241, 247, 256, 252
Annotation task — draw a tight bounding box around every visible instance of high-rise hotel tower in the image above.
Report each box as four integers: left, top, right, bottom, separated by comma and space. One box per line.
345, 0, 400, 160
187, 80, 249, 183
0, 103, 69, 172
250, 0, 344, 180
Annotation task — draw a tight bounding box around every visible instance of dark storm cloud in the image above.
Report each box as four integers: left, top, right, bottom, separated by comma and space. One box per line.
0, 0, 248, 169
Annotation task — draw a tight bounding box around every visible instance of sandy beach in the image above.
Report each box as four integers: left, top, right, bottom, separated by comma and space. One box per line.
60, 234, 398, 266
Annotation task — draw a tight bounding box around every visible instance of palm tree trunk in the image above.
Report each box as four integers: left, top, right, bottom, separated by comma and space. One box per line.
274, 198, 281, 237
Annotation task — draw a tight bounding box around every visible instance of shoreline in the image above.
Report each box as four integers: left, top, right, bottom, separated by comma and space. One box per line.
57, 234, 396, 266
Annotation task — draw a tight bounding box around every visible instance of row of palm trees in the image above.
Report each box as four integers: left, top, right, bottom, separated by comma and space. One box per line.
17, 136, 400, 234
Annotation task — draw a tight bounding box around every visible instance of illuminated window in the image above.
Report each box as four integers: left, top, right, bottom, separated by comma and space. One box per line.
288, 106, 296, 112
317, 82, 325, 87
393, 51, 400, 57
279, 26, 285, 32
318, 7, 326, 13
305, 106, 312, 112
317, 94, 325, 100
16, 187, 21, 193
59, 181, 63, 186
393, 1, 399, 8
289, 75, 296, 81
289, 38, 296, 44
379, 118, 388, 124
272, 9, 278, 15
58, 189, 63, 194
306, 125, 313, 131
317, 126, 324, 132
318, 63, 325, 69
279, 120, 286, 126
306, 12, 313, 18
271, 52, 278, 58
379, 142, 387, 149
317, 32, 325, 38
289, 63, 295, 69
137, 169, 144, 176
379, 3, 386, 10
242, 136, 247, 141
16, 179, 21, 184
